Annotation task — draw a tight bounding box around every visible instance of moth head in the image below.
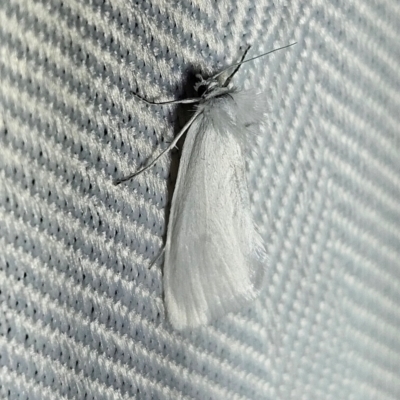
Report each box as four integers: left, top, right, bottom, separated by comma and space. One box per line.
194, 74, 222, 97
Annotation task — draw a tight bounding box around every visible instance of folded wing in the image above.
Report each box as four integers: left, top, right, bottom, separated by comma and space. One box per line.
164, 95, 267, 330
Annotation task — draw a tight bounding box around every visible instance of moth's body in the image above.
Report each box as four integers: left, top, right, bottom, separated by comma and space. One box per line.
164, 88, 267, 330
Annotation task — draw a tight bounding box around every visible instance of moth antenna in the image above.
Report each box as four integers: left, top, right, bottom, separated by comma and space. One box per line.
131, 91, 201, 106
223, 45, 251, 87
212, 42, 297, 82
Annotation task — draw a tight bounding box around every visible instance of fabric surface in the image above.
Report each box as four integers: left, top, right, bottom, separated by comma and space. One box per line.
1, 0, 400, 399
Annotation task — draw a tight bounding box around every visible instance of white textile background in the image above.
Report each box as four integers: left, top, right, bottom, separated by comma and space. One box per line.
0, 0, 400, 399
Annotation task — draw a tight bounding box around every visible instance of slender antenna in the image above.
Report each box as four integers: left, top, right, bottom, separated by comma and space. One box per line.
131, 91, 201, 106
212, 42, 297, 81
223, 45, 251, 87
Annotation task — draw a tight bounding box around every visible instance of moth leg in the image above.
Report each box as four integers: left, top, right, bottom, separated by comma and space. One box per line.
164, 140, 179, 150
114, 109, 203, 184
148, 247, 165, 270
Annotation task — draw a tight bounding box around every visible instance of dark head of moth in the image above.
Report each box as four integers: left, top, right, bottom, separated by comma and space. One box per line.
193, 45, 251, 99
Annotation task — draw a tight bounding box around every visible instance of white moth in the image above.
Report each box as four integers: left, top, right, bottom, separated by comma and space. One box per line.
115, 44, 295, 330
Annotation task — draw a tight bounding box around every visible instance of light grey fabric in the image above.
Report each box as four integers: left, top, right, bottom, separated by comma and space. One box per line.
1, 1, 399, 399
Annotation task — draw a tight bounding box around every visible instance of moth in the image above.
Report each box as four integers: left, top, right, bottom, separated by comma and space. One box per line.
115, 44, 296, 330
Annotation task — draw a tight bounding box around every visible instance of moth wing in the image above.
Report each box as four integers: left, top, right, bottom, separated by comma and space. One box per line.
164, 97, 267, 330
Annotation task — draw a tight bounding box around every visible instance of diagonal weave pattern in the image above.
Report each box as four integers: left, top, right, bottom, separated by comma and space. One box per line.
1, 0, 400, 399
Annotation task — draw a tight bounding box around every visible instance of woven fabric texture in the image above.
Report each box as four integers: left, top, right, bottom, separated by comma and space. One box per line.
1, 0, 400, 399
